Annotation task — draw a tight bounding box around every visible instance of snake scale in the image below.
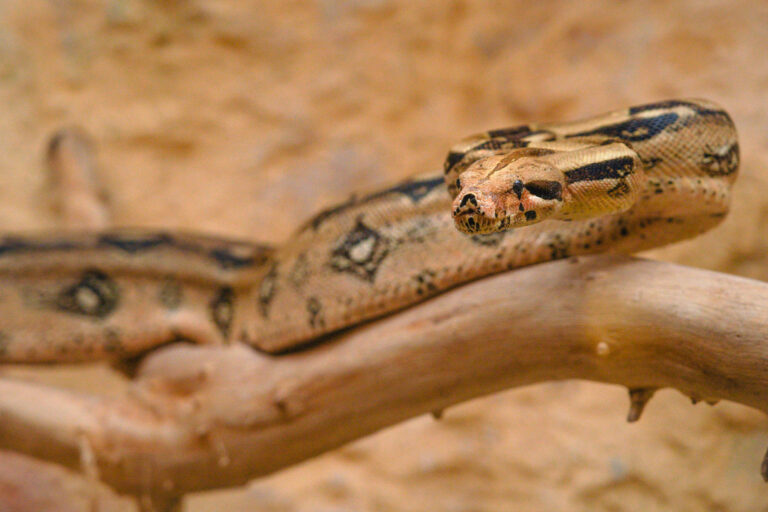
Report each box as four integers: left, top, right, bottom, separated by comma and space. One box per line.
0, 99, 738, 362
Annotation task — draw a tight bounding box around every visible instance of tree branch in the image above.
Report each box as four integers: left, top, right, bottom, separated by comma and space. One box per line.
1, 254, 767, 499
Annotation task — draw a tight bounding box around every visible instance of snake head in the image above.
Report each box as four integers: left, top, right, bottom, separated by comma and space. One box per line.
452, 153, 565, 234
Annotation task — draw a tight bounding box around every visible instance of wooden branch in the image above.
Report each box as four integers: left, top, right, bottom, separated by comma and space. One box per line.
1, 254, 768, 500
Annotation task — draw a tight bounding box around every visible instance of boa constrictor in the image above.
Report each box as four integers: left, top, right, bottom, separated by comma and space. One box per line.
0, 99, 738, 362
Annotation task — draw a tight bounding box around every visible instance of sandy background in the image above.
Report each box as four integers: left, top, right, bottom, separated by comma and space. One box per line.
1, 0, 768, 510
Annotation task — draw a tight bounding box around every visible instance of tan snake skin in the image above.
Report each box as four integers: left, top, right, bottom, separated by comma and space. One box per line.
0, 99, 738, 361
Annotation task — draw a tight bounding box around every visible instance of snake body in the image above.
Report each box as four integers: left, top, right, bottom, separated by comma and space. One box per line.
0, 99, 738, 361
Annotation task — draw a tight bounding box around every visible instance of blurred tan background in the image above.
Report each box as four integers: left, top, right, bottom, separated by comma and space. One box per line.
1, 0, 768, 511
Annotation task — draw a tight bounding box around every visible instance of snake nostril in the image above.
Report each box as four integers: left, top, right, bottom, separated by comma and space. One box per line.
459, 193, 478, 208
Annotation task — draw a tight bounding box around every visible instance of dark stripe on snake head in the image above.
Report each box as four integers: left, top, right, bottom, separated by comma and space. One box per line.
524, 180, 563, 201
566, 113, 678, 142
564, 156, 635, 184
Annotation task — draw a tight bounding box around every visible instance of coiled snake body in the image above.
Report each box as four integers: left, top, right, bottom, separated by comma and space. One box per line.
0, 99, 738, 361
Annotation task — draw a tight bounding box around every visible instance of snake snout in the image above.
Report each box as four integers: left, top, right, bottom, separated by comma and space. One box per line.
452, 190, 500, 234
453, 191, 487, 217
459, 193, 478, 208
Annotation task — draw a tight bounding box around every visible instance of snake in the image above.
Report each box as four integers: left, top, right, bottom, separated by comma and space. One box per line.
0, 99, 738, 362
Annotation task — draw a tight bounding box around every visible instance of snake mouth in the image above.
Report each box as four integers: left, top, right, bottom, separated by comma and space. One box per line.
454, 209, 546, 234
453, 211, 502, 234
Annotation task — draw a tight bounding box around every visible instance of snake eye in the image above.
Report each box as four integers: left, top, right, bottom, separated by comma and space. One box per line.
524, 180, 562, 201
511, 180, 524, 199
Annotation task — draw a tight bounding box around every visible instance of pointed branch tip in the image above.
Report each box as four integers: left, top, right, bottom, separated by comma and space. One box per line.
627, 388, 657, 423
